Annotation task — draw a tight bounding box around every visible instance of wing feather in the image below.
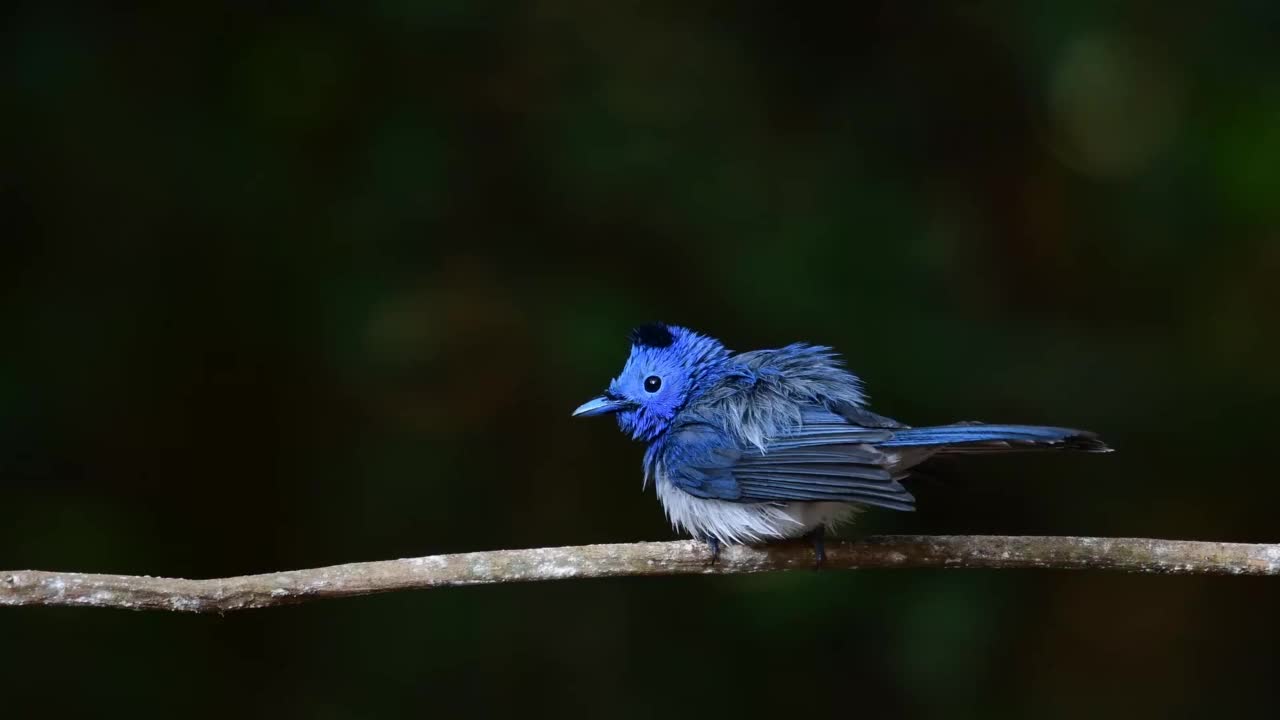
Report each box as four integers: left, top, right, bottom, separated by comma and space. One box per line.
663, 407, 915, 511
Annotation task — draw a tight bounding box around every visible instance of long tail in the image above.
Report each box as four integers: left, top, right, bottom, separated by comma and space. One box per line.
880, 423, 1111, 453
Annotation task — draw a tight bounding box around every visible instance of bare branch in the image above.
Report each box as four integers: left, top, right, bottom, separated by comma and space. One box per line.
3, 536, 1277, 614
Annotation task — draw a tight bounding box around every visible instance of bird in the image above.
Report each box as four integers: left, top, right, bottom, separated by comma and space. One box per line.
572, 323, 1110, 564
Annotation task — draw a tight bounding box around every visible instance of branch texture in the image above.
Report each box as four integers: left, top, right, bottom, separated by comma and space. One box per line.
3, 536, 1277, 614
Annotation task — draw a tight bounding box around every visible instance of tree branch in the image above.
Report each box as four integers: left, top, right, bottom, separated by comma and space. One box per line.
3, 535, 1277, 614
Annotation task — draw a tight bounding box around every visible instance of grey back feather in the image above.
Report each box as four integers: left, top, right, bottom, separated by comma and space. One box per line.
686, 343, 867, 451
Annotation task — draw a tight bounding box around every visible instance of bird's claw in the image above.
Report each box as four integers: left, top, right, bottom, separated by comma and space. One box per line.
703, 536, 721, 566
805, 527, 827, 570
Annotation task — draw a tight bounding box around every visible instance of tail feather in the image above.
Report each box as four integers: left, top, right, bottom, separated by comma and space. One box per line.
880, 423, 1111, 453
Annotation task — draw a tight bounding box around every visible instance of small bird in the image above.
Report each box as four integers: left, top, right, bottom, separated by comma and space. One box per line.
573, 323, 1110, 563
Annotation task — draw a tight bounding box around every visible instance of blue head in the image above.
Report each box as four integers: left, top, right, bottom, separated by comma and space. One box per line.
573, 324, 730, 441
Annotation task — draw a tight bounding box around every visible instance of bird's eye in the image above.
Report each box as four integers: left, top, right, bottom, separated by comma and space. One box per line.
643, 375, 662, 393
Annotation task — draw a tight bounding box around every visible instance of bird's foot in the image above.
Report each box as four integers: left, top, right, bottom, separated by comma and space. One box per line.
804, 527, 827, 570
702, 536, 721, 566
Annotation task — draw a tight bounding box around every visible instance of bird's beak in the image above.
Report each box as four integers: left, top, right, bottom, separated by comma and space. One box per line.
572, 395, 632, 417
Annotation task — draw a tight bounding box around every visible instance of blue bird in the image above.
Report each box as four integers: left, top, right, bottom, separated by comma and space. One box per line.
573, 323, 1110, 563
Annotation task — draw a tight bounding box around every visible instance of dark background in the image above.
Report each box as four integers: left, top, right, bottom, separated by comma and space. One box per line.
4, 3, 1279, 718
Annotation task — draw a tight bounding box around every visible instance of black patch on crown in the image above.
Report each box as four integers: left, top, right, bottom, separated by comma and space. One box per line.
628, 323, 676, 348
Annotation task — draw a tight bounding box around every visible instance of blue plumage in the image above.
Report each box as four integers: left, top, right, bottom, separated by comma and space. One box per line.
573, 324, 1110, 553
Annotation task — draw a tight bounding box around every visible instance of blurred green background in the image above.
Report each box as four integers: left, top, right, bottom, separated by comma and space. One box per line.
3, 2, 1279, 718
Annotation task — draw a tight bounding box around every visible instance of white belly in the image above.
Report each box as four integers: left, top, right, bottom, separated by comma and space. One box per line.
655, 472, 861, 545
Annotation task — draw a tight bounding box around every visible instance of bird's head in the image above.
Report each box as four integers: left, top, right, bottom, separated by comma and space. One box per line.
573, 323, 730, 441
